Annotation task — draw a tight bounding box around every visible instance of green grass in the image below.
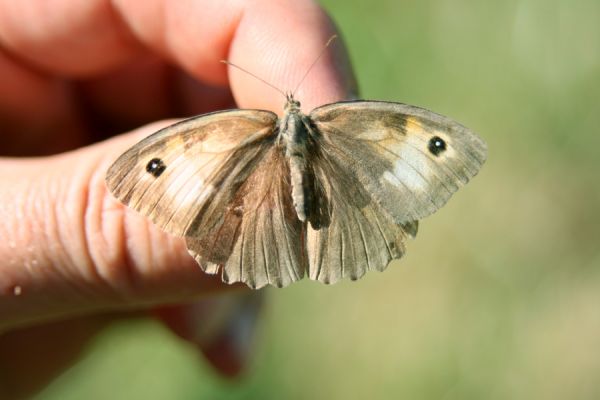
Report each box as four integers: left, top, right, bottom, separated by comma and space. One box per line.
38, 0, 600, 399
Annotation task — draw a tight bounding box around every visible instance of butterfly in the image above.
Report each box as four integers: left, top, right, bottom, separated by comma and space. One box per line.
105, 89, 487, 289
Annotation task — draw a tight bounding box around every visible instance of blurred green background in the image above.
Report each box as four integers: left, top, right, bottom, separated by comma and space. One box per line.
38, 0, 600, 399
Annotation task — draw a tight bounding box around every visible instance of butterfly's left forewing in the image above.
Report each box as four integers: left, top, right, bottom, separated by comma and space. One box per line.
106, 110, 278, 237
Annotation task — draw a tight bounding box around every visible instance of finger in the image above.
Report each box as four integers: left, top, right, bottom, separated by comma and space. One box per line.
0, 52, 236, 155
0, 296, 261, 396
155, 291, 264, 378
0, 0, 141, 77
0, 1, 238, 152
225, 0, 358, 112
76, 0, 355, 130
0, 293, 262, 397
74, 58, 236, 144
0, 0, 140, 153
0, 123, 240, 330
114, 0, 357, 111
0, 49, 88, 156
0, 0, 356, 115
0, 314, 111, 398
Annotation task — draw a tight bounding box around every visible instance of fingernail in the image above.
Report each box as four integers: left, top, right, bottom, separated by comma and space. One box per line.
155, 291, 264, 377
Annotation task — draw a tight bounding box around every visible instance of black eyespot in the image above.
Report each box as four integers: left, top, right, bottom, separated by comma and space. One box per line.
428, 136, 447, 156
146, 158, 166, 177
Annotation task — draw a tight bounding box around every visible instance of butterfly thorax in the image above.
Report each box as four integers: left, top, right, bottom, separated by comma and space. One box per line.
279, 96, 318, 225
279, 102, 308, 150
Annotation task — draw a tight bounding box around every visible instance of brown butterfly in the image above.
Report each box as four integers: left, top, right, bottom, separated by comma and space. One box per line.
105, 88, 487, 288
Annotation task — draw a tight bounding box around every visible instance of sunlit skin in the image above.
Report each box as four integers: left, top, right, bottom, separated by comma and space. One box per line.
0, 0, 356, 396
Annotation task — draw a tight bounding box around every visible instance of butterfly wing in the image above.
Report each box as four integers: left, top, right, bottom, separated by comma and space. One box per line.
186, 145, 306, 289
106, 109, 278, 237
106, 109, 306, 289
309, 100, 487, 224
305, 100, 486, 283
306, 146, 418, 284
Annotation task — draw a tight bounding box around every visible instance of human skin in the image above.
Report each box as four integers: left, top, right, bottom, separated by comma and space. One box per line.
0, 0, 355, 396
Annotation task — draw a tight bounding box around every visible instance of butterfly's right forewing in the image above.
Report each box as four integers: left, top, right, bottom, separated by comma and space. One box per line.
310, 101, 487, 224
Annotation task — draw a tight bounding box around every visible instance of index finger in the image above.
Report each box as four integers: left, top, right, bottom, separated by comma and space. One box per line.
0, 0, 356, 112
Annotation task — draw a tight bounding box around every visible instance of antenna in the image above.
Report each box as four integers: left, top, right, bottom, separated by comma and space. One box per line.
220, 34, 338, 100
292, 34, 338, 95
220, 60, 286, 98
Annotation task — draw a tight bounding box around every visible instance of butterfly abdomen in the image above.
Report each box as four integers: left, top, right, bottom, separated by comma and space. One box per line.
288, 154, 309, 222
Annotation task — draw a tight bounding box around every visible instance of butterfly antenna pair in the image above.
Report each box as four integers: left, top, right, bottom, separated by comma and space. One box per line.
220, 34, 338, 100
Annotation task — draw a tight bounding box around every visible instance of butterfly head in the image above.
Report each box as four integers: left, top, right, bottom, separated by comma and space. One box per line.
284, 93, 301, 113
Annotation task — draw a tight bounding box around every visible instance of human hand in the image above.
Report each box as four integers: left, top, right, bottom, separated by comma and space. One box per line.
0, 0, 355, 396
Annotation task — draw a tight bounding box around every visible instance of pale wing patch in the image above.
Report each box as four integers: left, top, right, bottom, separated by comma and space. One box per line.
383, 142, 432, 193
382, 128, 460, 198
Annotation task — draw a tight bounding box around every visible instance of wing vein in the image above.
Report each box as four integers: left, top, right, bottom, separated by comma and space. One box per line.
372, 211, 393, 259
238, 223, 246, 282
276, 182, 299, 280
355, 214, 371, 271
269, 208, 284, 285
261, 217, 270, 285
340, 228, 345, 279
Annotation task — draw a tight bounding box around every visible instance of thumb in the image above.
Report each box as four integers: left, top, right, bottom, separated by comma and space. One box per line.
0, 121, 239, 331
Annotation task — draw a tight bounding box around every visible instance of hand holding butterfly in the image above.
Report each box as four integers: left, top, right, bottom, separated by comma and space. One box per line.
0, 0, 356, 395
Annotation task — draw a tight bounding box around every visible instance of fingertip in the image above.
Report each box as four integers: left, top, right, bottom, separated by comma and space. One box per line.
227, 0, 357, 112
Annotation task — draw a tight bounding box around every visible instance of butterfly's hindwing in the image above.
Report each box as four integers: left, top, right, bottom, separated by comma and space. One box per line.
306, 143, 416, 283
186, 145, 306, 288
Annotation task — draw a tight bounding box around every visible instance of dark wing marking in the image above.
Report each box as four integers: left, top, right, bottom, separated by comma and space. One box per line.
186, 145, 306, 289
106, 109, 278, 237
310, 101, 487, 223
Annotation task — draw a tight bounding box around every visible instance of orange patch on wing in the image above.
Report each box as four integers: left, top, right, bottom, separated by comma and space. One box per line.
404, 117, 424, 134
